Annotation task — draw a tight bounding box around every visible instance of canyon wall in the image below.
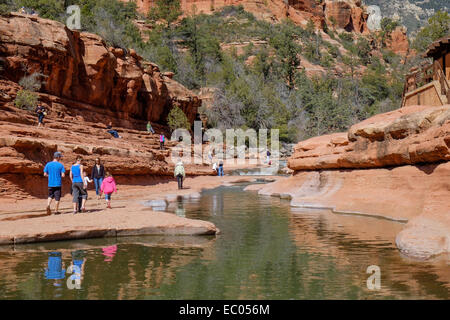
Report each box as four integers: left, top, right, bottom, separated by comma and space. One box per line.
0, 13, 211, 200
258, 104, 450, 259
0, 13, 200, 126
122, 0, 370, 32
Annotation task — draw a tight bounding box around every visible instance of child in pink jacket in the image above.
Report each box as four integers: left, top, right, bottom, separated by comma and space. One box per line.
100, 172, 117, 209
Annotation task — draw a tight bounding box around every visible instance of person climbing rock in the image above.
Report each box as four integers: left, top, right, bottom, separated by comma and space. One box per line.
91, 158, 105, 199
100, 172, 117, 209
43, 151, 65, 215
35, 104, 46, 127
174, 160, 185, 190
159, 134, 165, 150
70, 156, 87, 214
106, 121, 122, 139
146, 121, 155, 134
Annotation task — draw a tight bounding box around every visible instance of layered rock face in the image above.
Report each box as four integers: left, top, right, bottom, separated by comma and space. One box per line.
324, 0, 368, 33
0, 13, 200, 126
0, 13, 212, 200
261, 104, 450, 259
288, 105, 450, 170
385, 26, 410, 56
122, 0, 369, 32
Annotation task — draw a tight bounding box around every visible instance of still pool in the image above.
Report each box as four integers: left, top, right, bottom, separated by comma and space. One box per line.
0, 185, 448, 299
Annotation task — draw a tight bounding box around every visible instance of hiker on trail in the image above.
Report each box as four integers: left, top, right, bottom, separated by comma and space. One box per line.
146, 121, 155, 134
217, 160, 224, 177
100, 172, 117, 209
91, 158, 105, 199
106, 122, 122, 139
174, 160, 185, 190
159, 134, 165, 150
266, 149, 271, 164
35, 104, 46, 127
77, 176, 92, 213
70, 156, 87, 214
43, 151, 65, 215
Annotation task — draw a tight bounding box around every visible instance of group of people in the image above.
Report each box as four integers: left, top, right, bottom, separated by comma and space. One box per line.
44, 153, 117, 215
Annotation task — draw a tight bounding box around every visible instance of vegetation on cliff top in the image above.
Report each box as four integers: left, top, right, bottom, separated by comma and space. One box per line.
1, 0, 447, 142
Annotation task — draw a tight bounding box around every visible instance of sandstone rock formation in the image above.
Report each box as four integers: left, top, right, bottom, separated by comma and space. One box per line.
0, 13, 213, 200
385, 26, 410, 56
260, 104, 450, 259
122, 0, 370, 32
0, 13, 200, 127
324, 0, 369, 33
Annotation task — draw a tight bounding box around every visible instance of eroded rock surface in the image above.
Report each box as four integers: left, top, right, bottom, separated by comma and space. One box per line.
0, 13, 200, 126
274, 104, 450, 259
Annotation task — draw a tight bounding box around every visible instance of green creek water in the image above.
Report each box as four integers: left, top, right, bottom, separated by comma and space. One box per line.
0, 184, 448, 299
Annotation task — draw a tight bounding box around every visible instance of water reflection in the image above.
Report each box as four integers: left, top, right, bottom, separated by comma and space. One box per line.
44, 252, 65, 284
0, 186, 448, 299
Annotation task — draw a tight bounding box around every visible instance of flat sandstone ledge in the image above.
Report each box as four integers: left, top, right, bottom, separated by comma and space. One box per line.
0, 209, 219, 245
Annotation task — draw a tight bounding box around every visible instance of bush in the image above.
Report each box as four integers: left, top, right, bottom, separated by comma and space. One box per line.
14, 89, 38, 110
18, 72, 45, 91
167, 105, 190, 132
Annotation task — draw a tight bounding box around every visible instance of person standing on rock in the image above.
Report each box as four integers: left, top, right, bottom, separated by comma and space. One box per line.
174, 160, 185, 190
91, 158, 105, 199
147, 121, 155, 134
160, 134, 165, 150
35, 104, 46, 128
43, 151, 65, 215
70, 156, 87, 214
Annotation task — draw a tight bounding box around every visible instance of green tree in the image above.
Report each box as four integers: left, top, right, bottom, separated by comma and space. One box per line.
269, 23, 301, 89
167, 105, 190, 132
148, 0, 182, 28
413, 10, 450, 52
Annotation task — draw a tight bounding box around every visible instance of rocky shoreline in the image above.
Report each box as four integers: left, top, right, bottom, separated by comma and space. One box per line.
0, 176, 279, 245
245, 104, 450, 260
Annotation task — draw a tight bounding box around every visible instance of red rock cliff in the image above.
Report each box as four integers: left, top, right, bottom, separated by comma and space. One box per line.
0, 13, 200, 126
122, 0, 369, 32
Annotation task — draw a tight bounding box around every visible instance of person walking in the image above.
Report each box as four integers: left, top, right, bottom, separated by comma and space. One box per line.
100, 172, 117, 209
70, 156, 87, 214
266, 149, 271, 164
146, 121, 155, 134
43, 152, 65, 215
159, 134, 165, 150
91, 158, 105, 199
217, 160, 224, 177
174, 160, 185, 190
36, 104, 46, 127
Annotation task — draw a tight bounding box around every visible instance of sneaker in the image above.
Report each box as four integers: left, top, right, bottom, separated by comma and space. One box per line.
46, 206, 51, 215
107, 204, 112, 209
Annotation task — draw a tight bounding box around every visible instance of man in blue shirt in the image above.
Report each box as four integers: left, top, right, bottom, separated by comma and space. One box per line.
44, 151, 65, 215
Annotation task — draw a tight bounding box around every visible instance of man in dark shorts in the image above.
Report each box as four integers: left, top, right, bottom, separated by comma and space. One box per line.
43, 151, 65, 215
